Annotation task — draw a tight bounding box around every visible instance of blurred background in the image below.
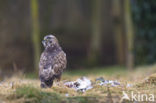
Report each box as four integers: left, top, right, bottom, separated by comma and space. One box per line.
0, 0, 155, 75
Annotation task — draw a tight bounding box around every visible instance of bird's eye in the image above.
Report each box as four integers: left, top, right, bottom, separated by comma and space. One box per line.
49, 41, 52, 43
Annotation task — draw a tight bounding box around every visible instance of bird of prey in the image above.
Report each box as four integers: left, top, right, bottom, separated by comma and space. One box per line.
39, 34, 67, 88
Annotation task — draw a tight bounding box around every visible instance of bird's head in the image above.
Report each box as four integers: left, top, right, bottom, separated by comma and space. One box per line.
42, 34, 59, 49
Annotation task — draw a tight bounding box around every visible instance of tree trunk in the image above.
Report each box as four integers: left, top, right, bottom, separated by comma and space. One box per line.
124, 0, 134, 70
88, 0, 102, 66
30, 0, 40, 71
112, 0, 125, 66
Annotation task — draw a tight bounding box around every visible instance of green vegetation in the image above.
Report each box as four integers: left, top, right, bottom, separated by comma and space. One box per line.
7, 86, 61, 103
65, 66, 126, 76
25, 66, 126, 79
10, 86, 101, 103
132, 0, 156, 65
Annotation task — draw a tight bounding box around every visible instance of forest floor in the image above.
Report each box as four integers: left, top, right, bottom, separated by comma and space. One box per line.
0, 65, 156, 103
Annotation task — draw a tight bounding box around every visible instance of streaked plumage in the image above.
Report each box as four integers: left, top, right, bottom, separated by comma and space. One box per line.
39, 34, 67, 88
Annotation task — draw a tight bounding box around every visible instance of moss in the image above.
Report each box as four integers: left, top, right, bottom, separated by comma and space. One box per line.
15, 86, 61, 103
12, 86, 99, 103
9, 86, 107, 103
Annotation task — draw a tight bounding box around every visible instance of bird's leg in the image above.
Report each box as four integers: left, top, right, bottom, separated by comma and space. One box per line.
47, 80, 53, 88
40, 76, 48, 88
40, 82, 48, 88
56, 75, 61, 82
40, 76, 54, 88
45, 78, 53, 88
55, 74, 62, 86
55, 73, 62, 82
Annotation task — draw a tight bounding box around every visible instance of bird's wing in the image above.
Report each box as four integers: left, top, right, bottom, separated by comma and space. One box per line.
39, 52, 53, 76
52, 51, 67, 75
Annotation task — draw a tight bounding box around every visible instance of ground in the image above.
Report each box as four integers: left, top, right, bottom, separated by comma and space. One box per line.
0, 65, 156, 103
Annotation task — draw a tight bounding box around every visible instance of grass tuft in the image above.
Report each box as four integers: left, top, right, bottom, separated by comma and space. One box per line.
14, 86, 61, 103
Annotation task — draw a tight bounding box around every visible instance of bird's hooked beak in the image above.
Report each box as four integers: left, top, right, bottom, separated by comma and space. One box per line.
42, 40, 46, 47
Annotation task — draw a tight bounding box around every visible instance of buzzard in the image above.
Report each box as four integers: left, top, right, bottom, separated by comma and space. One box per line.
39, 34, 67, 88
